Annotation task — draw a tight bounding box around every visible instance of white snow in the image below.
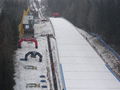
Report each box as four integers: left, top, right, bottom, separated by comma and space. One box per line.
14, 15, 120, 90
76, 27, 120, 76
14, 21, 52, 90
50, 17, 120, 90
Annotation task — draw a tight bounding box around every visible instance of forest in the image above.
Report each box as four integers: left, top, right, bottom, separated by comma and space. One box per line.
0, 0, 27, 90
47, 0, 120, 53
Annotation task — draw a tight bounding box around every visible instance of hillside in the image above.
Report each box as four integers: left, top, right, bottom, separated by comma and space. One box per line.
0, 0, 120, 90
47, 0, 120, 53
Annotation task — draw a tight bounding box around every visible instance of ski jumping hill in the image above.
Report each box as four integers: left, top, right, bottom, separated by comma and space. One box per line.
14, 17, 120, 90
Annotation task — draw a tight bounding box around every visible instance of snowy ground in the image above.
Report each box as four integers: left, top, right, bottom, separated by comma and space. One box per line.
50, 17, 120, 90
14, 21, 52, 90
77, 28, 120, 77
14, 16, 120, 90
13, 0, 57, 90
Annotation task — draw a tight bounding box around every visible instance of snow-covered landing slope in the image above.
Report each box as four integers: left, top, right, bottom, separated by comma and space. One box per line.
50, 18, 120, 90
